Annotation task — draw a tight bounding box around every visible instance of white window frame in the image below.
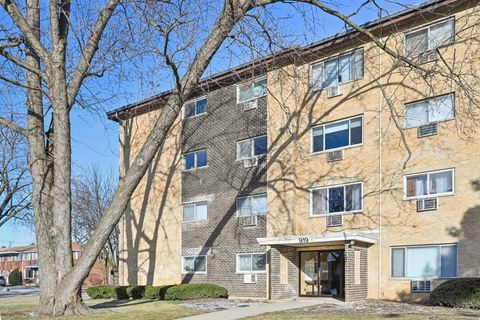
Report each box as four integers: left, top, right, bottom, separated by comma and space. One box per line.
14, 255, 20, 261
310, 48, 364, 90
182, 201, 208, 222
404, 17, 455, 56
7, 256, 13, 262
182, 149, 208, 171
310, 115, 364, 154
236, 76, 268, 104
182, 96, 208, 119
404, 93, 455, 128
22, 253, 30, 261
236, 135, 267, 161
390, 243, 458, 280
403, 168, 455, 200
31, 252, 38, 260
181, 255, 207, 274
236, 194, 268, 217
236, 253, 267, 274
309, 182, 363, 217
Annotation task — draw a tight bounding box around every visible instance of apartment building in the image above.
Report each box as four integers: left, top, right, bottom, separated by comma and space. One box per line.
108, 0, 480, 302
0, 243, 105, 285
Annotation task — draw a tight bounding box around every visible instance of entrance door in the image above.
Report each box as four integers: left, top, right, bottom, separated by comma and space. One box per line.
299, 250, 344, 298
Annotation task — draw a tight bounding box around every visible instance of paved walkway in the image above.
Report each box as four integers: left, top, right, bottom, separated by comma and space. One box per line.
179, 297, 343, 320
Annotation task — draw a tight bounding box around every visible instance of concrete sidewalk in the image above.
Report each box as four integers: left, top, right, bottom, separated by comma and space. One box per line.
179, 297, 343, 320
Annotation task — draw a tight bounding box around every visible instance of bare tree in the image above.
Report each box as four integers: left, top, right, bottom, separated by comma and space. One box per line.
0, 0, 478, 316
0, 0, 283, 315
72, 167, 118, 284
0, 126, 30, 227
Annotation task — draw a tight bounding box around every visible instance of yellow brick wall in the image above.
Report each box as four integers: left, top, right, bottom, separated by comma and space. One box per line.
118, 110, 183, 286
267, 4, 480, 301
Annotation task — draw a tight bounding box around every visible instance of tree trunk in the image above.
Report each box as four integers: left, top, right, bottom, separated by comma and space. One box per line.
26, 0, 256, 316
25, 0, 57, 313
46, 3, 255, 311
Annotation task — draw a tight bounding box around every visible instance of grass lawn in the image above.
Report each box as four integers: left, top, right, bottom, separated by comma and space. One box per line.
0, 296, 206, 320
246, 311, 480, 320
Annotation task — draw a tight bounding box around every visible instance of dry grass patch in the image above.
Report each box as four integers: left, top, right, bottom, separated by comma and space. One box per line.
245, 313, 479, 320
0, 296, 205, 320
244, 300, 480, 320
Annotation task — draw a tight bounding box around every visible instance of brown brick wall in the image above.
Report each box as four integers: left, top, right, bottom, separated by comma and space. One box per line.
344, 243, 369, 302
269, 246, 299, 299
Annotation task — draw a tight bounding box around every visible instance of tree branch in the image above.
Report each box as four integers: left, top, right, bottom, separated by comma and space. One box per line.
0, 116, 28, 136
0, 73, 42, 91
0, 0, 50, 62
0, 49, 47, 80
66, 0, 120, 107
266, 0, 429, 74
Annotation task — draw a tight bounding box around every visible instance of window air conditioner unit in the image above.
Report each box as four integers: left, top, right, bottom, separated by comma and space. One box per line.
418, 123, 438, 138
241, 99, 257, 111
327, 150, 344, 162
243, 157, 258, 168
411, 280, 432, 293
326, 215, 343, 227
244, 273, 257, 284
327, 85, 343, 98
416, 198, 438, 212
243, 215, 258, 227
418, 50, 439, 63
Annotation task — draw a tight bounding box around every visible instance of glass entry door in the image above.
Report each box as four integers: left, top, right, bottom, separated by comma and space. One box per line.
299, 250, 344, 298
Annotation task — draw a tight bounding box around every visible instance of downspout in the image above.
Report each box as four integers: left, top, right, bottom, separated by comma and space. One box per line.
377, 46, 383, 300
266, 246, 271, 300
119, 117, 125, 286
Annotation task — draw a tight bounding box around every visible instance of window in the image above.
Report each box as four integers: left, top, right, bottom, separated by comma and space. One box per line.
73, 251, 80, 260
312, 116, 362, 153
236, 135, 267, 160
14, 255, 20, 261
22, 253, 30, 261
237, 78, 267, 103
405, 169, 454, 199
0, 257, 3, 262
236, 194, 267, 216
405, 18, 455, 56
183, 202, 208, 222
182, 256, 207, 273
7, 256, 13, 262
404, 94, 454, 128
391, 244, 457, 278
31, 252, 38, 260
311, 49, 364, 89
26, 268, 35, 279
236, 253, 267, 273
311, 182, 362, 216
184, 97, 207, 118
183, 150, 208, 171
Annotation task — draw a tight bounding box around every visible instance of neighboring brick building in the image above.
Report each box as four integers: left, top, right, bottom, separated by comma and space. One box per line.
0, 243, 105, 286
109, 0, 480, 302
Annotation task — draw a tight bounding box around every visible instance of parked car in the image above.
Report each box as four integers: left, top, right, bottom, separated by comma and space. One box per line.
0, 276, 6, 287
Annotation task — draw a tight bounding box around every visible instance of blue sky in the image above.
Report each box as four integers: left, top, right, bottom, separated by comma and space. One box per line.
0, 0, 422, 247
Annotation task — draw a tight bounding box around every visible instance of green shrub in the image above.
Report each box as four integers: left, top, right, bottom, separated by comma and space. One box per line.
126, 286, 146, 299
86, 285, 115, 299
144, 285, 173, 300
112, 286, 129, 299
8, 269, 22, 286
164, 284, 228, 300
86, 283, 228, 301
430, 278, 480, 309
86, 285, 128, 299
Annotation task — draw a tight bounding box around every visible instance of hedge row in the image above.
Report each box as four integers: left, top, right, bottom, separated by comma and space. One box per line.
86, 284, 228, 301
430, 278, 480, 309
